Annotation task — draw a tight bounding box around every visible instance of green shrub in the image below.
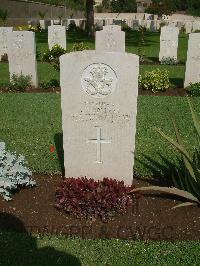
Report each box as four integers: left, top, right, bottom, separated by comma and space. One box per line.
159, 22, 167, 31
39, 79, 60, 89
180, 25, 186, 34
139, 68, 170, 92
185, 82, 200, 96
160, 57, 177, 65
42, 43, 88, 70
9, 74, 32, 91
121, 21, 132, 32
42, 44, 66, 70
68, 21, 77, 31
71, 42, 89, 52
0, 82, 9, 89
1, 53, 8, 62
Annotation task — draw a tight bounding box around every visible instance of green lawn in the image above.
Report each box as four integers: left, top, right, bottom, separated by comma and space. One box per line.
0, 62, 59, 84
0, 232, 199, 265
0, 94, 199, 177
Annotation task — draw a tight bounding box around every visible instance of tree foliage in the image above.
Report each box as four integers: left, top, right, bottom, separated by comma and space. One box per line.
102, 0, 137, 13
187, 0, 200, 16
146, 0, 176, 15
146, 0, 200, 16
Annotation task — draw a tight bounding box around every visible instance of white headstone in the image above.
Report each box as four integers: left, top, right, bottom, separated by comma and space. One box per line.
156, 21, 161, 31
192, 21, 200, 32
60, 51, 139, 185
159, 26, 179, 61
185, 21, 193, 34
141, 20, 147, 28
40, 20, 50, 30
150, 20, 157, 32
133, 20, 139, 31
95, 19, 104, 30
95, 26, 125, 52
184, 33, 200, 87
127, 19, 133, 29
177, 21, 184, 30
51, 20, 61, 25
8, 31, 38, 87
146, 20, 151, 30
168, 21, 178, 27
103, 25, 121, 31
48, 25, 66, 50
0, 27, 13, 61
154, 15, 158, 20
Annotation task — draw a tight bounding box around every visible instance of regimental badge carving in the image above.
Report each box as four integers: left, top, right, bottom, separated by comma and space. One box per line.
81, 63, 118, 98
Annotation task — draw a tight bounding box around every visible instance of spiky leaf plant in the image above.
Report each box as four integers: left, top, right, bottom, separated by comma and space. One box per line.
131, 98, 200, 208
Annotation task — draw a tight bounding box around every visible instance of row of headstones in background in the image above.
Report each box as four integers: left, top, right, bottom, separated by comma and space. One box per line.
47, 18, 200, 34
0, 25, 200, 90
99, 25, 179, 64
37, 19, 87, 31
47, 24, 125, 52
98, 24, 179, 62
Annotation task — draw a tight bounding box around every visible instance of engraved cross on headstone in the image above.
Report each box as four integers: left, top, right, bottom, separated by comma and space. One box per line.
87, 127, 111, 164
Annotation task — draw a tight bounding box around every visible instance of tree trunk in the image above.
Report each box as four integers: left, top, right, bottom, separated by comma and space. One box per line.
86, 0, 94, 37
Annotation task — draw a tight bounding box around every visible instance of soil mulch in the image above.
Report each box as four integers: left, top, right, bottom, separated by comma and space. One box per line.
139, 88, 187, 96
0, 87, 187, 96
0, 174, 199, 241
0, 87, 61, 93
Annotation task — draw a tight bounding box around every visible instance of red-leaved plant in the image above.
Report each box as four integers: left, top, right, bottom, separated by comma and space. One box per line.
55, 177, 136, 221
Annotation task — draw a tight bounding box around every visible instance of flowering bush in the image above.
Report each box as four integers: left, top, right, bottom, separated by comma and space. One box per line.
9, 74, 32, 91
55, 177, 135, 221
16, 24, 42, 32
139, 68, 170, 92
0, 142, 35, 200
